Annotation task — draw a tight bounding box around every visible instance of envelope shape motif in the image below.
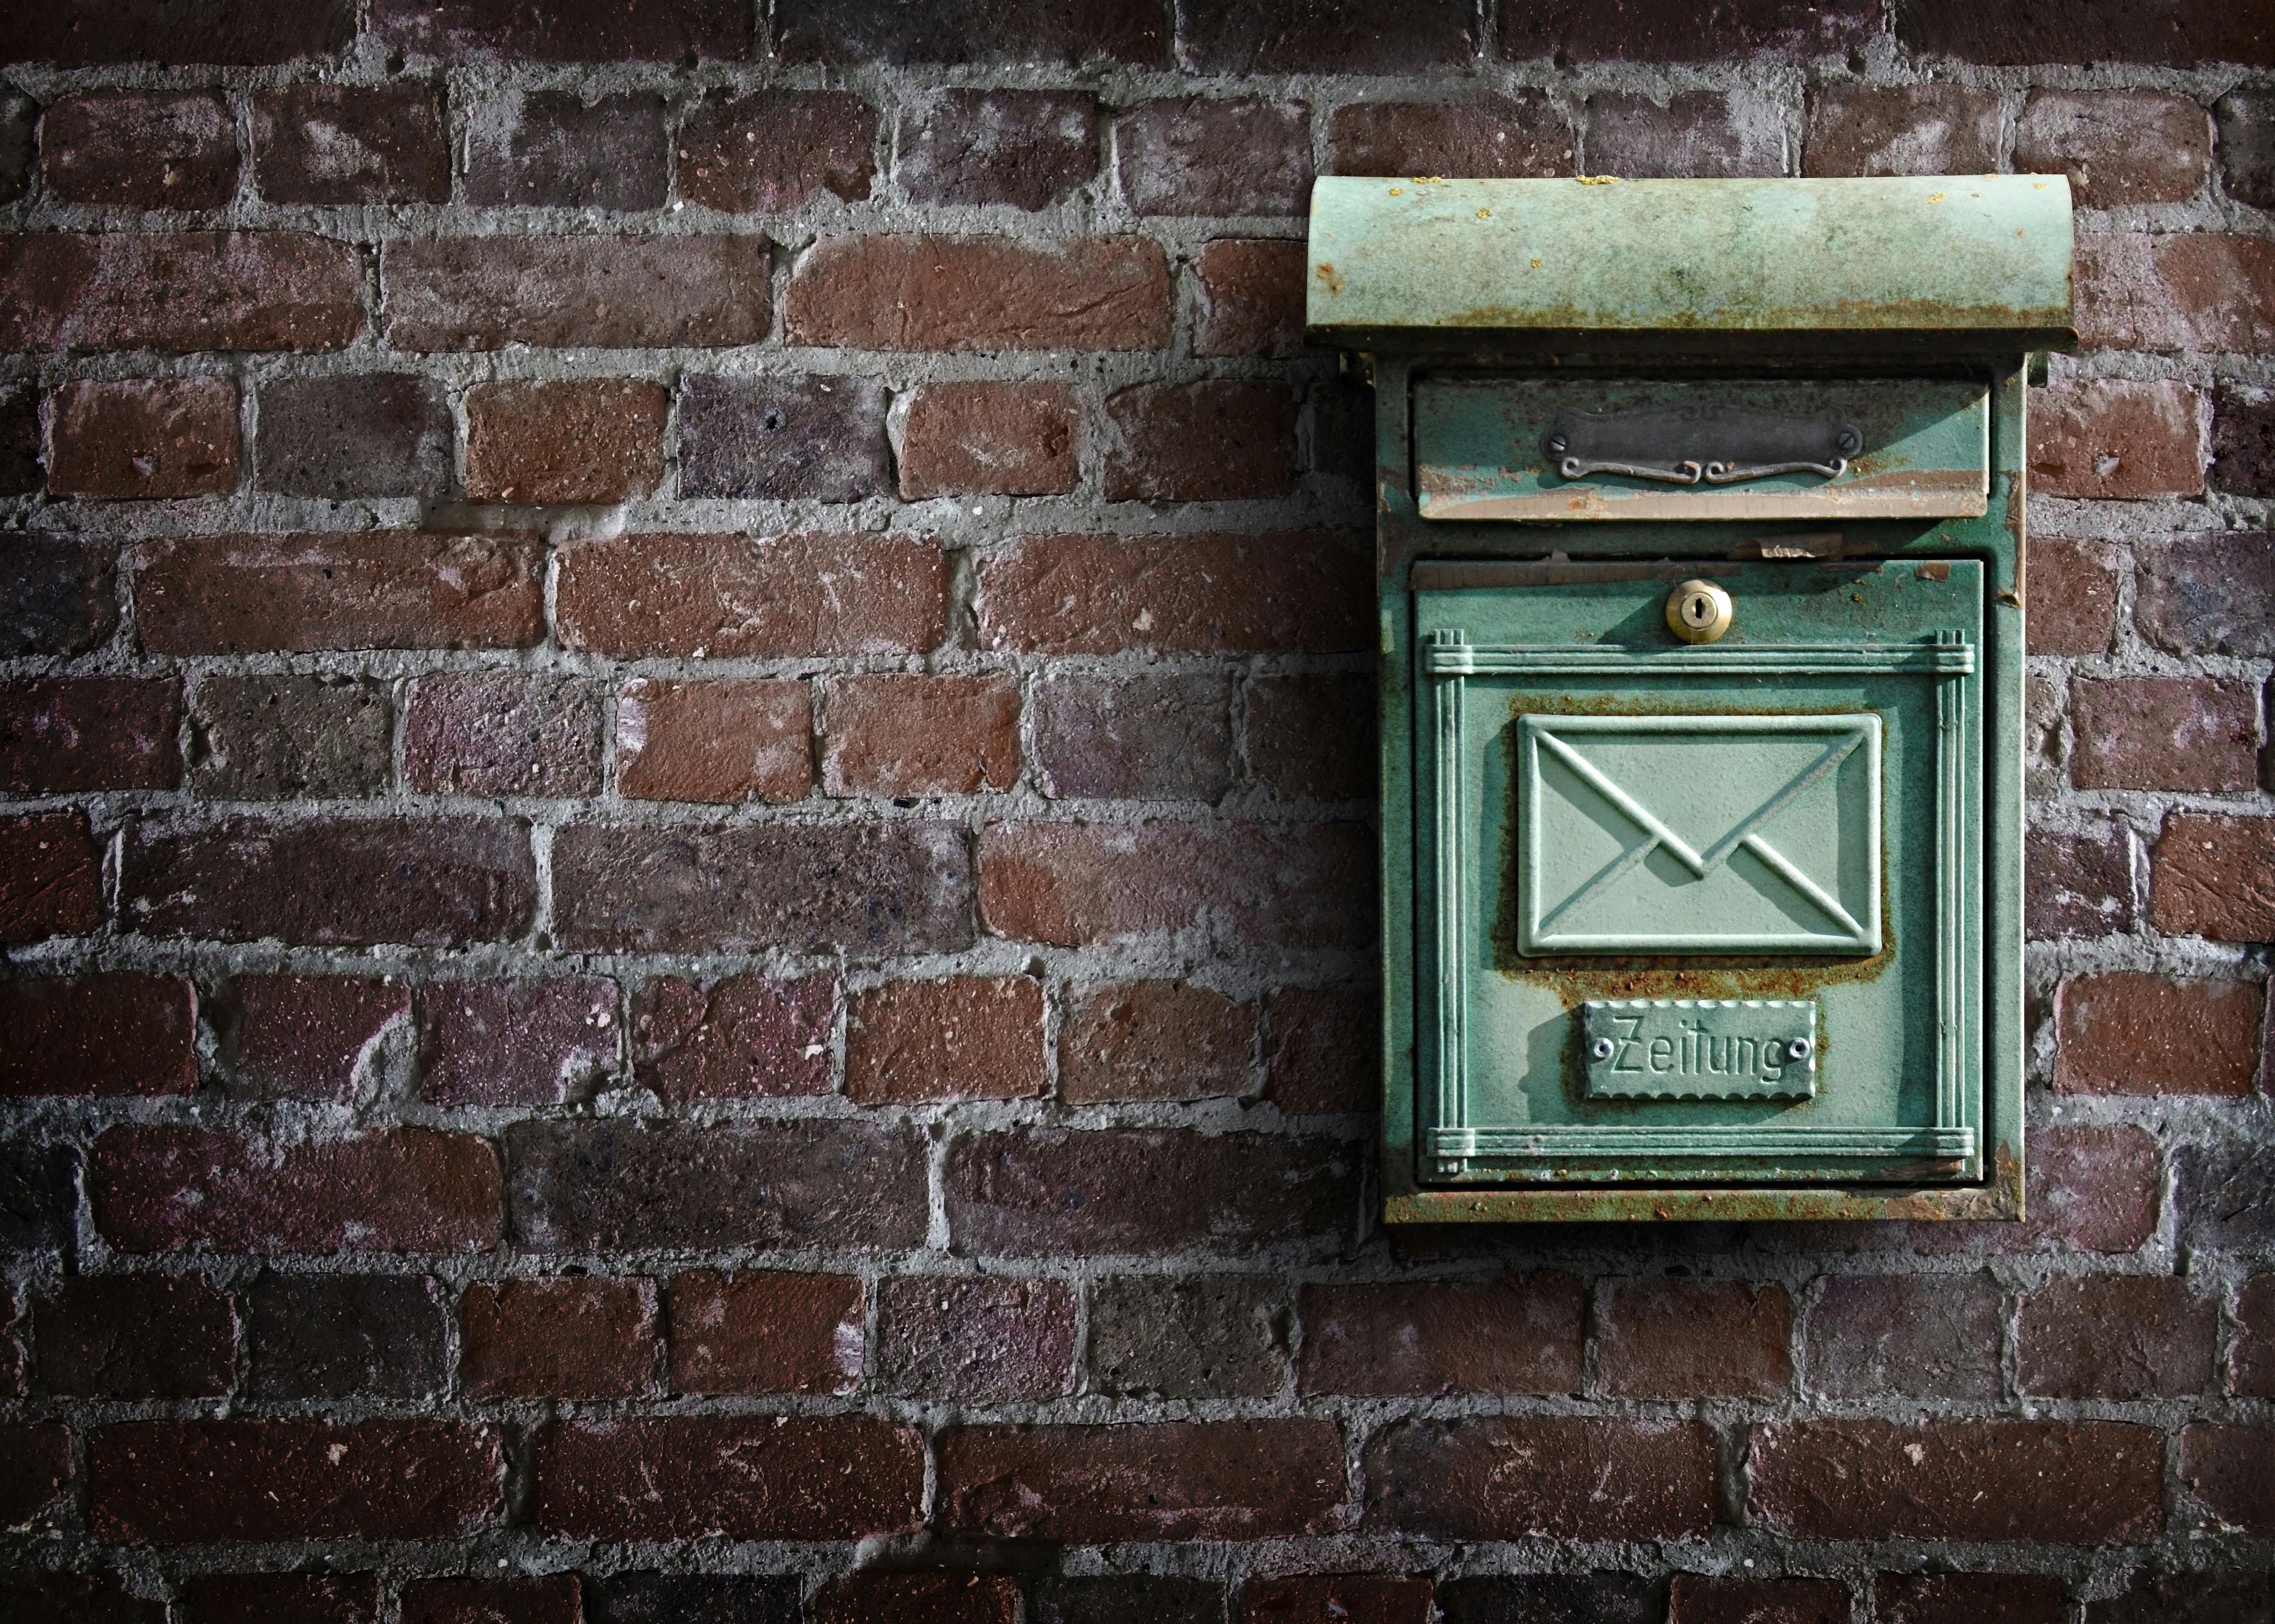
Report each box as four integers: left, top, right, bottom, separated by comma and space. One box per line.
1516, 712, 1882, 954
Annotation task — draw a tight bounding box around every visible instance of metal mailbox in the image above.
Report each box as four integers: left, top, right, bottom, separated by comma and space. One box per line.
1308, 175, 2075, 1222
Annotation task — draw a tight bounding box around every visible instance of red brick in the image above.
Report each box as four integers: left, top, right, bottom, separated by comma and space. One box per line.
1326, 95, 1569, 179
894, 89, 1096, 211
3, 536, 118, 657
1115, 99, 1312, 217
1669, 1577, 1847, 1624
2072, 677, 2257, 791
1061, 980, 1255, 1104
1586, 91, 1781, 178
944, 1127, 1357, 1257
1504, 0, 1879, 60
814, 1573, 1017, 1624
2028, 379, 2203, 499
822, 675, 1022, 795
878, 1275, 1076, 1401
2153, 815, 2275, 940
846, 975, 1045, 1105
666, 1270, 863, 1395
534, 1416, 922, 1539
1803, 83, 2001, 176
785, 234, 1172, 351
1266, 985, 1374, 1114
41, 92, 239, 208
137, 532, 544, 653
0, 1422, 68, 1529
48, 378, 240, 500
233, 975, 409, 1101
1749, 1420, 2162, 1542
1194, 240, 1307, 359
1898, 2, 2271, 66
633, 973, 833, 1102
899, 381, 1080, 497
0, 810, 101, 941
178, 1572, 379, 1623
0, 676, 178, 792
122, 816, 536, 945
619, 678, 812, 805
2023, 1124, 2163, 1254
463, 379, 664, 504
2077, 234, 2275, 352
940, 1420, 1340, 1540
1241, 1576, 1431, 1624
556, 532, 945, 658
36, 1274, 234, 1398
2026, 537, 2119, 655
2237, 1275, 2275, 1397
978, 533, 1369, 655
0, 974, 196, 1098
403, 1577, 578, 1624
2016, 91, 2213, 207
6, 2, 355, 65
1367, 1416, 1714, 1539
89, 1419, 501, 1543
405, 674, 602, 798
1299, 1276, 1583, 1397
2180, 1423, 2275, 1532
253, 83, 450, 204
1872, 1573, 2067, 1624
2020, 1275, 2217, 1398
2055, 973, 2263, 1096
1247, 674, 1375, 801
92, 1124, 499, 1255
1104, 381, 1298, 500
1804, 1272, 2004, 1399
2025, 821, 2137, 939
2137, 532, 2275, 656
459, 1278, 657, 1399
464, 88, 667, 210
982, 820, 1371, 949
382, 235, 769, 350
0, 232, 363, 353
679, 90, 874, 210
370, 0, 753, 61
420, 977, 618, 1107
1595, 1277, 1793, 1399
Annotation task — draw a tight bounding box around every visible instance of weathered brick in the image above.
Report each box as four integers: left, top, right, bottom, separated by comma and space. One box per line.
2028, 379, 2202, 498
2027, 1124, 2163, 1254
507, 1118, 928, 1252
774, 0, 1166, 66
405, 674, 602, 798
586, 1574, 799, 1624
666, 1270, 863, 1395
139, 532, 543, 654
2055, 973, 2263, 1096
2, 538, 116, 657
1183, 0, 1472, 71
0, 1137, 80, 1253
1030, 1576, 1227, 1624
846, 975, 1044, 1105
2219, 88, 2275, 208
421, 977, 618, 1107
1301, 1276, 1584, 1397
2072, 677, 2256, 791
878, 1275, 1075, 1400
556, 532, 945, 657
463, 378, 664, 504
1504, 0, 1879, 60
1586, 92, 1782, 178
2135, 533, 2275, 656
2016, 91, 2212, 207
403, 1577, 578, 1624
1368, 1417, 1715, 1539
899, 381, 1080, 497
0, 677, 178, 793
983, 820, 1372, 949
0, 1420, 69, 1530
2152, 815, 2275, 940
940, 1420, 1341, 1540
786, 234, 1171, 350
1032, 672, 1233, 801
2024, 820, 2135, 938
48, 378, 241, 499
0, 232, 364, 353
2026, 536, 2119, 654
1667, 1578, 1846, 1624
93, 1125, 499, 1255
1087, 1274, 1290, 1399
41, 92, 239, 208
534, 1416, 922, 1539
0, 384, 37, 493
552, 820, 970, 954
2077, 234, 2275, 351
1803, 83, 2001, 176
1247, 675, 1375, 802
2084, 1569, 2270, 1624
1104, 380, 1298, 500
2025, 672, 2063, 798
679, 90, 874, 212
981, 534, 1369, 655
231, 974, 409, 1101
2225, 1274, 2275, 1404
2211, 382, 2275, 495
1435, 1575, 1655, 1624
1266, 985, 1374, 1115
465, 88, 666, 209
383, 236, 769, 349
253, 83, 450, 204
0, 1570, 157, 1623
1239, 1577, 1431, 1624
1194, 240, 1307, 359
1872, 1573, 2066, 1624
255, 373, 452, 499
1749, 1420, 2162, 1542
895, 90, 1095, 209
822, 675, 1021, 796
1804, 1272, 2003, 1399
1325, 94, 1570, 179
0, 810, 101, 941
123, 816, 536, 945
245, 1273, 448, 1399
1116, 98, 1312, 217
1, 973, 194, 1100
1060, 980, 1253, 1104
36, 1275, 234, 1398
632, 973, 832, 1103
679, 374, 891, 501
2020, 1275, 2217, 1398
188, 674, 392, 798
178, 1573, 380, 1623
459, 1277, 657, 1399
1595, 1278, 1793, 1398
370, 0, 752, 61
89, 1419, 502, 1542
618, 678, 812, 805
1898, 2, 2271, 67
814, 1573, 1017, 1624
6, 1, 356, 65
2173, 1133, 2275, 1248
944, 1128, 1358, 1257
2180, 1423, 2274, 1532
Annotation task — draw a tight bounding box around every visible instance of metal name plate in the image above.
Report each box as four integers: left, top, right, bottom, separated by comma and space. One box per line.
1582, 998, 1817, 1101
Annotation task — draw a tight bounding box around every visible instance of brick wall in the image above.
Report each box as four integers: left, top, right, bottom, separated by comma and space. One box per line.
2, 3, 2271, 1620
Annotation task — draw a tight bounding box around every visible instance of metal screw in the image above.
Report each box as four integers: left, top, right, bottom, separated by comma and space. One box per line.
1787, 1037, 1813, 1061
1589, 1036, 1616, 1060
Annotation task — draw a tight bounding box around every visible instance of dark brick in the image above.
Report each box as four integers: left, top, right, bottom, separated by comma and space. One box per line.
1239, 1576, 1432, 1624
188, 674, 394, 799
1061, 980, 1253, 1104
666, 1270, 863, 1395
618, 678, 812, 805
1029, 1575, 1227, 1624
0, 94, 26, 205
1032, 672, 1234, 801
230, 974, 409, 1101
1804, 1272, 2003, 1399
1, 538, 116, 656
2138, 533, 2275, 657
1247, 674, 1374, 801
1594, 1278, 1793, 1398
785, 234, 1171, 351
48, 378, 241, 499
122, 816, 536, 946
6, 1, 355, 65
1502, 0, 1881, 60
245, 1273, 448, 1399
813, 1573, 1018, 1624
405, 674, 602, 798
587, 1574, 799, 1624
534, 1416, 922, 1539
2076, 234, 2275, 352
178, 1572, 380, 1624
0, 677, 179, 793
422, 977, 619, 1107
2025, 1124, 2162, 1255
2180, 1423, 2275, 1532
1585, 92, 1782, 178
370, 0, 753, 61
900, 380, 1080, 497
253, 83, 450, 204
2027, 536, 2119, 654
633, 973, 832, 1103
896, 90, 1095, 209
2085, 1569, 2271, 1624
0, 1570, 159, 1624
2016, 91, 2212, 206
1803, 83, 2001, 176
0, 232, 364, 354
2029, 379, 2204, 500
1367, 1416, 1716, 1539
1301, 1276, 1583, 1397
1873, 1573, 2066, 1624
1266, 985, 1374, 1115
775, 0, 1167, 65
2219, 89, 2275, 209
944, 1128, 1359, 1257
679, 374, 891, 501
36, 1274, 234, 1398
2055, 973, 2264, 1096
463, 378, 665, 504
0, 810, 102, 941
2073, 677, 2254, 791
1326, 95, 1571, 178
1105, 380, 1298, 500
680, 91, 875, 211
41, 91, 239, 208
1668, 1578, 1846, 1624
460, 1277, 657, 1399
2174, 1133, 2275, 1248
1898, 0, 2272, 67
1116, 99, 1313, 217
0, 1137, 79, 1252
2024, 820, 2135, 938
2153, 815, 2275, 940
403, 1578, 578, 1624
465, 89, 667, 209
0, 385, 38, 493
2020, 1275, 2217, 1398
979, 534, 1370, 655
2238, 1274, 2275, 1397
877, 1274, 1076, 1400
1183, 0, 1472, 71
255, 374, 453, 499
822, 674, 1020, 796
847, 975, 1045, 1104
506, 1118, 929, 1252
2211, 383, 2275, 495
1087, 1274, 1290, 1399
1194, 240, 1307, 358
383, 235, 769, 350
1434, 1574, 1657, 1624
0, 1421, 70, 1529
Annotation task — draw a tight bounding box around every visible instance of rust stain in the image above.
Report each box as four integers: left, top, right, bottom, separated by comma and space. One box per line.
1314, 262, 1344, 295
1915, 559, 1951, 581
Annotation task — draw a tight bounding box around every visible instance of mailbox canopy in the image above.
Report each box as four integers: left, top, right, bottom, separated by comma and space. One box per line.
1307, 174, 2076, 353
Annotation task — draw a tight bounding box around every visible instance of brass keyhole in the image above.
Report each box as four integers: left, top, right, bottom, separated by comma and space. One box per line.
1666, 579, 1734, 644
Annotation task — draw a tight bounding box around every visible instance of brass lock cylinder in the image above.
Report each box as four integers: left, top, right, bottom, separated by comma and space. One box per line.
1666, 579, 1734, 643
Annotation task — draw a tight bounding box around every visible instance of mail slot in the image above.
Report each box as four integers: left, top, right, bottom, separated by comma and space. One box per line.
1307, 175, 2076, 1222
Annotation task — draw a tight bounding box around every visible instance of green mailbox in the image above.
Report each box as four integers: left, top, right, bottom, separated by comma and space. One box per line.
1308, 175, 2075, 1223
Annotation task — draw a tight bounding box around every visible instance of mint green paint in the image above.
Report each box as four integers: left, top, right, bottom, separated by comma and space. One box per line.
1582, 999, 1818, 1101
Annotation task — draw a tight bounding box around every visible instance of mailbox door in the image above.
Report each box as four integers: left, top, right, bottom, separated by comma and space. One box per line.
1411, 558, 1984, 1187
